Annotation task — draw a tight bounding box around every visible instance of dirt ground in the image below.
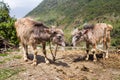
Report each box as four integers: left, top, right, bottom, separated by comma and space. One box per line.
0, 48, 120, 80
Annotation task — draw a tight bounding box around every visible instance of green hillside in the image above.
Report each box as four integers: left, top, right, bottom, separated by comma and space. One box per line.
26, 0, 120, 46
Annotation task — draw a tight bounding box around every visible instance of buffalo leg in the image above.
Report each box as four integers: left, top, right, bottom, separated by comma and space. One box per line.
31, 44, 37, 65
42, 43, 49, 64
103, 37, 110, 59
91, 45, 97, 61
105, 41, 109, 59
22, 43, 28, 61
85, 43, 90, 61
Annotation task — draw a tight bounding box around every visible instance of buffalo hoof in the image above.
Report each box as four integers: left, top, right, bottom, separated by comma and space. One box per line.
105, 56, 108, 59
85, 57, 89, 61
31, 62, 37, 66
24, 58, 28, 62
46, 60, 50, 64
45, 58, 50, 64
93, 59, 97, 62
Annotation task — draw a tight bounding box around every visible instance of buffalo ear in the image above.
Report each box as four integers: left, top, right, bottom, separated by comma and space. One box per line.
45, 28, 57, 34
45, 28, 51, 33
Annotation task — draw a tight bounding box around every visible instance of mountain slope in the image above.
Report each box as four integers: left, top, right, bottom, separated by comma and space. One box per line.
26, 0, 120, 46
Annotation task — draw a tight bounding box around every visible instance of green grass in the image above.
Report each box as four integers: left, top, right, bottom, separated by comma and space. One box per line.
0, 60, 5, 64
113, 75, 120, 80
0, 58, 12, 64
12, 55, 22, 59
92, 78, 98, 80
0, 68, 25, 80
4, 57, 12, 61
0, 53, 8, 57
0, 54, 22, 64
0, 53, 9, 64
0, 55, 22, 64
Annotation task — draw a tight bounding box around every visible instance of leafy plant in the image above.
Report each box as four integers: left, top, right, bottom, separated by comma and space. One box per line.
0, 1, 18, 46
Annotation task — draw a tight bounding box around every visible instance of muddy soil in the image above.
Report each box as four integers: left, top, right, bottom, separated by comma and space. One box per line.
0, 49, 120, 80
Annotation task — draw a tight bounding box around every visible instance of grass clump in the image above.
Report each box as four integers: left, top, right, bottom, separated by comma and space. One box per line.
0, 68, 25, 80
13, 55, 22, 59
0, 53, 8, 57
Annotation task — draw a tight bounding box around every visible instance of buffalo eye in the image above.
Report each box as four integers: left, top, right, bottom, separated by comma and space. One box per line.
76, 35, 80, 38
53, 32, 57, 34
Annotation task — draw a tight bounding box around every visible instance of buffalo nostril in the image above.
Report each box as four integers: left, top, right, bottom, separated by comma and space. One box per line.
58, 36, 62, 39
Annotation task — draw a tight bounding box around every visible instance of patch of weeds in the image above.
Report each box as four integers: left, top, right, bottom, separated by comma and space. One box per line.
114, 75, 120, 80
7, 49, 14, 52
92, 78, 98, 80
13, 55, 22, 59
7, 49, 20, 52
0, 60, 5, 64
0, 58, 12, 64
68, 78, 76, 80
0, 53, 8, 57
4, 57, 12, 61
0, 68, 25, 80
0, 55, 22, 64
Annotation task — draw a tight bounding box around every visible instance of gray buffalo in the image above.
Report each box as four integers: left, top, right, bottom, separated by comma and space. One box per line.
72, 23, 113, 61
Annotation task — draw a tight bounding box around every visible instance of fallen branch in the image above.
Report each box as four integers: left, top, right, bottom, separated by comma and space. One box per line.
0, 36, 15, 53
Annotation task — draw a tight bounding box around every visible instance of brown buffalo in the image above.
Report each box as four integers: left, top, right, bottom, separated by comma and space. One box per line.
15, 18, 65, 65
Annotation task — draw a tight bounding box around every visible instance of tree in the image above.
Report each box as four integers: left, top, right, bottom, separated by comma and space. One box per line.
0, 1, 18, 47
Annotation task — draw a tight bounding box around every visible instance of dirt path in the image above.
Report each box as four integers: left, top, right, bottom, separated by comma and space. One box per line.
0, 49, 120, 80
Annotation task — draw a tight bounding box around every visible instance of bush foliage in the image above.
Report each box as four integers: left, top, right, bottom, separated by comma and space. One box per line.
0, 1, 18, 46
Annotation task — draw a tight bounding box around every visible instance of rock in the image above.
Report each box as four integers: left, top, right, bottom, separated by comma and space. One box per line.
81, 65, 89, 72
